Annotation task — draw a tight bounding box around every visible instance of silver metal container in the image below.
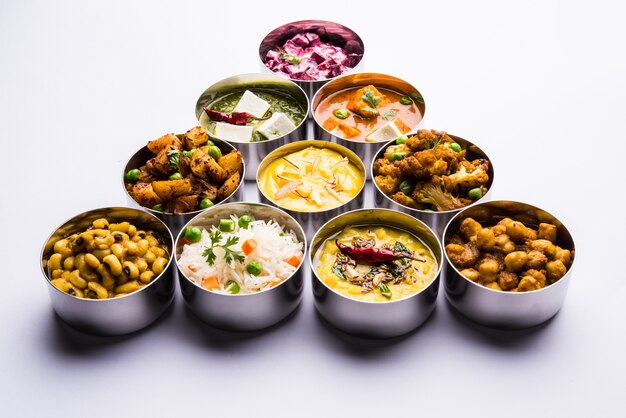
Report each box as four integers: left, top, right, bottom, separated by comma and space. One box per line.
372, 133, 495, 237
310, 209, 443, 338
176, 202, 306, 331
443, 200, 576, 329
258, 20, 365, 100
312, 72, 426, 179
122, 136, 245, 236
40, 207, 176, 336
256, 140, 366, 242
195, 73, 309, 180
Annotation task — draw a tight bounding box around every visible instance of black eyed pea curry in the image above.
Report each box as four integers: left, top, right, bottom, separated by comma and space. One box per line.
46, 218, 169, 299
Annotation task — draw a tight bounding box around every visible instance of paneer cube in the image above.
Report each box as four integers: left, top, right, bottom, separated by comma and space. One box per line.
257, 112, 297, 140
214, 122, 254, 143
322, 116, 361, 139
347, 85, 390, 118
366, 118, 411, 142
232, 90, 271, 119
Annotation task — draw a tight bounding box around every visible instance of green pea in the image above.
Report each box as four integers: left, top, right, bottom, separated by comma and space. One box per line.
184, 226, 202, 243
333, 108, 349, 119
199, 198, 214, 209
379, 283, 392, 299
169, 172, 183, 180
390, 152, 404, 161
152, 204, 163, 212
449, 143, 462, 152
238, 215, 253, 229
246, 260, 263, 276
183, 149, 196, 158
206, 140, 215, 147
124, 169, 141, 183
225, 280, 240, 295
399, 180, 414, 195
219, 219, 235, 232
207, 145, 222, 160
423, 208, 435, 212
468, 188, 483, 200
395, 135, 408, 145
399, 96, 412, 105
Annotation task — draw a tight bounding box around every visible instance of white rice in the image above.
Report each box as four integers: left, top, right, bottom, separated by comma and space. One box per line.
179, 215, 303, 294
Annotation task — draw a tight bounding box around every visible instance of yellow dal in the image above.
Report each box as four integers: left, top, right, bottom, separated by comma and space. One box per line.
314, 226, 438, 302
258, 146, 363, 212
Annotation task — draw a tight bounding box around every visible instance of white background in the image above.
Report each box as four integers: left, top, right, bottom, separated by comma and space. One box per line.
1, 1, 624, 417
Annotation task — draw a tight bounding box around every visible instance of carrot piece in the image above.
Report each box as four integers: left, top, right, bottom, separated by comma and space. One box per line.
187, 264, 197, 273
286, 256, 301, 268
270, 279, 283, 287
241, 239, 257, 256
201, 276, 219, 290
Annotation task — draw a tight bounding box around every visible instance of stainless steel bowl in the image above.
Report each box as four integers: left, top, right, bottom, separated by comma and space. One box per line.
175, 202, 306, 331
258, 19, 365, 100
195, 73, 309, 180
40, 207, 176, 336
256, 140, 366, 241
443, 200, 576, 329
310, 208, 443, 338
312, 72, 426, 179
122, 136, 245, 236
372, 132, 495, 237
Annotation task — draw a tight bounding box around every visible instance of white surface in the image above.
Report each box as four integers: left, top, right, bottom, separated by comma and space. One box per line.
1, 1, 624, 417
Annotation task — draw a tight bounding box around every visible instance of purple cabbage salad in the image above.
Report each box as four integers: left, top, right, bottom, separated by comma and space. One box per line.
264, 32, 362, 81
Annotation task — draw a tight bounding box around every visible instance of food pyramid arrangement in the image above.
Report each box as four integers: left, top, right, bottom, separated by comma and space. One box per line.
41, 20, 576, 338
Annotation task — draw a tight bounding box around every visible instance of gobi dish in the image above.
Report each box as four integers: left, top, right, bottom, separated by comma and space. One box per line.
374, 130, 491, 211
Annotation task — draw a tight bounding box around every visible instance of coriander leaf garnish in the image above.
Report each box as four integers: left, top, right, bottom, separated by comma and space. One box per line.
361, 106, 379, 116
278, 47, 301, 65
202, 230, 244, 266
167, 149, 181, 171
202, 246, 216, 266
382, 109, 397, 120
362, 88, 381, 108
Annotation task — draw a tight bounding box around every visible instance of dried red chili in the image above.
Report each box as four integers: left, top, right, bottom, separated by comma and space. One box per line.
335, 240, 419, 265
203, 108, 249, 125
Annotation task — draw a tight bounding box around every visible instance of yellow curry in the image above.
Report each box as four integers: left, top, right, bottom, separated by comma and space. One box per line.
258, 146, 363, 212
314, 226, 437, 302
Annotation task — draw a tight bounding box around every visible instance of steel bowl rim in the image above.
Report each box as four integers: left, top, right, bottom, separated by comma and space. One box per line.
258, 19, 365, 84
309, 207, 443, 305
40, 206, 175, 302
175, 201, 308, 298
371, 132, 496, 215
442, 199, 577, 296
194, 72, 309, 144
121, 138, 246, 218
311, 72, 426, 144
256, 139, 366, 214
